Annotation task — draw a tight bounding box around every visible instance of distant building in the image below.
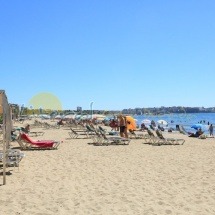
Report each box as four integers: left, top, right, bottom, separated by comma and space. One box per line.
77, 106, 82, 112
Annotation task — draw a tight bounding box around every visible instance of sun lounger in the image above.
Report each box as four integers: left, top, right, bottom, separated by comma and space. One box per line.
68, 127, 89, 139
85, 126, 109, 144
0, 149, 25, 167
43, 122, 60, 129
28, 131, 45, 137
87, 129, 104, 145
128, 129, 145, 139
86, 125, 97, 136
94, 131, 131, 146
98, 126, 108, 134
68, 128, 79, 139
178, 125, 188, 135
32, 120, 43, 128
17, 133, 60, 150
149, 125, 156, 130
155, 129, 185, 145
142, 129, 161, 145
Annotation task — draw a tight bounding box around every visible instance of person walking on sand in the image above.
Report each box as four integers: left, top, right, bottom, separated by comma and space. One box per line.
209, 124, 214, 137
118, 114, 128, 138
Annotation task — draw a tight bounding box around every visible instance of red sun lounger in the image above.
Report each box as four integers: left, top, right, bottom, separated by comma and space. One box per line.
17, 133, 60, 149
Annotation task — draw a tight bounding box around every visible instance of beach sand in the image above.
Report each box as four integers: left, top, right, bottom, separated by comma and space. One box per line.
1, 120, 215, 215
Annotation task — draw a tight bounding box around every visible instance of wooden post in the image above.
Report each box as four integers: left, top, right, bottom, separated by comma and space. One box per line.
0, 90, 12, 185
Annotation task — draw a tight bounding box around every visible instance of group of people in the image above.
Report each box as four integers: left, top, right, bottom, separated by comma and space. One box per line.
188, 128, 204, 138
11, 123, 31, 141
188, 124, 214, 138
140, 120, 157, 131
109, 115, 129, 138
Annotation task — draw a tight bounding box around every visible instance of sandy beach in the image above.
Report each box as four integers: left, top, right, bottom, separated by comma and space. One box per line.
1, 120, 215, 215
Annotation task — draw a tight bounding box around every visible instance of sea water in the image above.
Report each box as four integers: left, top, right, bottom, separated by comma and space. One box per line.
134, 113, 215, 134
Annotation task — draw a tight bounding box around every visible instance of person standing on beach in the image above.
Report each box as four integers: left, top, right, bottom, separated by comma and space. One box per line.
117, 114, 128, 138
209, 124, 213, 137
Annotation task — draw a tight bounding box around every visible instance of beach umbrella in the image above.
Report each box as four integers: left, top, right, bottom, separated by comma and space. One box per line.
75, 115, 81, 119
191, 124, 208, 130
55, 115, 62, 119
80, 115, 88, 120
78, 115, 92, 120
93, 114, 106, 121
63, 114, 75, 119
126, 116, 136, 130
157, 120, 168, 125
40, 114, 50, 119
95, 116, 106, 121
141, 119, 151, 124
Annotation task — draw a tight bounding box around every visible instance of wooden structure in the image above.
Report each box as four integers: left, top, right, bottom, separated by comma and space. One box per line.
0, 90, 12, 185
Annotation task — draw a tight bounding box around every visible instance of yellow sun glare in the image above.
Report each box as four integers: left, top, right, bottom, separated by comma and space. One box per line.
28, 92, 62, 110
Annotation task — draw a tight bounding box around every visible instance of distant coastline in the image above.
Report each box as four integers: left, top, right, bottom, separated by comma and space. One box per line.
122, 106, 215, 115
8, 104, 215, 117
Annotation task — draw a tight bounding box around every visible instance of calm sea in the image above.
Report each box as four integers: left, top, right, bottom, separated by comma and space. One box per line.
134, 113, 215, 133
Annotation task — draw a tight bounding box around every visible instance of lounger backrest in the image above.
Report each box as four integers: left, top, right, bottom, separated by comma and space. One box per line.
147, 129, 155, 136
86, 125, 94, 132
21, 133, 34, 143
98, 126, 105, 132
156, 129, 165, 139
149, 125, 155, 130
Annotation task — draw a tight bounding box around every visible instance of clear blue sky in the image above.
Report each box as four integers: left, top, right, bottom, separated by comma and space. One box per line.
1, 0, 214, 110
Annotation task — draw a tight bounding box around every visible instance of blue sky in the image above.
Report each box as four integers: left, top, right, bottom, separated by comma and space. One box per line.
1, 0, 215, 110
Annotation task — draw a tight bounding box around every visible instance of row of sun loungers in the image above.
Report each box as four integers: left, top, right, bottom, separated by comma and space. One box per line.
67, 123, 186, 146
17, 122, 185, 148
32, 120, 60, 129
68, 124, 131, 146
143, 129, 185, 146
11, 121, 185, 152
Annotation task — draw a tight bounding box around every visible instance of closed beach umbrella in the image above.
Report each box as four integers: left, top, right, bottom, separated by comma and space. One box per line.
157, 120, 168, 125
126, 116, 136, 130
